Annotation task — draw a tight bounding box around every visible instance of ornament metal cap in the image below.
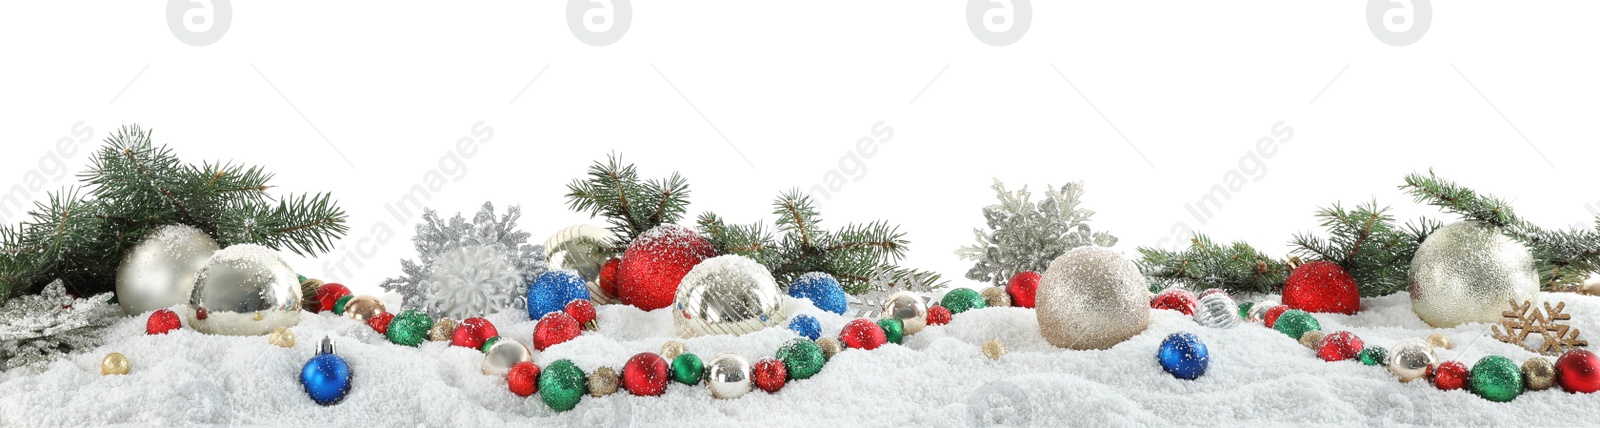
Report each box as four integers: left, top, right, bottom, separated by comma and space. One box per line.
319, 336, 336, 355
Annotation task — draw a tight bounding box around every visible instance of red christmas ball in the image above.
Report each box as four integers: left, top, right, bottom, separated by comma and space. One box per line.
1432, 361, 1469, 391
451, 317, 499, 350
146, 309, 182, 335
313, 283, 352, 313
621, 353, 670, 396
507, 361, 541, 397
1006, 271, 1042, 308
533, 312, 582, 351
840, 318, 888, 350
564, 300, 597, 327
927, 306, 953, 326
599, 257, 622, 299
1151, 289, 1199, 316
1263, 306, 1291, 328
1556, 349, 1600, 393
752, 358, 788, 393
1316, 331, 1363, 362
367, 312, 395, 334
616, 225, 716, 311
1282, 261, 1359, 315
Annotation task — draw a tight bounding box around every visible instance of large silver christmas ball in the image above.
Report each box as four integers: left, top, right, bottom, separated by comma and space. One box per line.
1408, 221, 1539, 328
1036, 247, 1150, 350
116, 225, 221, 315
1193, 292, 1241, 329
481, 339, 533, 376
544, 225, 619, 304
1387, 339, 1437, 382
882, 291, 929, 335
705, 353, 752, 399
672, 255, 787, 338
184, 245, 303, 336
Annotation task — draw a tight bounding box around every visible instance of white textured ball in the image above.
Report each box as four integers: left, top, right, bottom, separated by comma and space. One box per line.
1035, 246, 1150, 350
1408, 221, 1539, 328
672, 255, 787, 338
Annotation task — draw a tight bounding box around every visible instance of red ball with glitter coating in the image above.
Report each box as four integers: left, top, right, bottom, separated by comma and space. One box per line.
564, 300, 597, 327
1263, 306, 1291, 328
752, 358, 788, 393
533, 312, 582, 351
1556, 349, 1600, 393
146, 309, 181, 335
1151, 289, 1198, 316
507, 361, 541, 397
840, 318, 888, 350
1316, 331, 1363, 362
1006, 271, 1041, 308
313, 283, 351, 313
1432, 361, 1469, 390
927, 306, 953, 326
451, 317, 499, 349
599, 258, 622, 299
1282, 261, 1360, 315
616, 225, 716, 311
622, 353, 670, 396
367, 312, 395, 334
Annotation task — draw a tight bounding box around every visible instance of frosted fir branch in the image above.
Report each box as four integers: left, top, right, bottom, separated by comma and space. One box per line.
0, 281, 117, 372
1289, 201, 1437, 297
1401, 172, 1600, 290
957, 179, 1117, 286
1138, 234, 1288, 294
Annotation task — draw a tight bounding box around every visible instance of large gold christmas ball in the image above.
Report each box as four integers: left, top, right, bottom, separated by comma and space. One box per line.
1408, 221, 1539, 328
671, 255, 787, 338
1035, 246, 1150, 350
116, 225, 221, 315
184, 245, 303, 336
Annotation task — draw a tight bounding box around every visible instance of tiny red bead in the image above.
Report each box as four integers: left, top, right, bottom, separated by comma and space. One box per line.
146, 309, 182, 335
507, 361, 541, 397
752, 358, 788, 393
1263, 306, 1291, 328
451, 317, 500, 350
840, 319, 888, 350
927, 306, 953, 326
367, 312, 395, 334
1432, 361, 1469, 391
621, 353, 670, 396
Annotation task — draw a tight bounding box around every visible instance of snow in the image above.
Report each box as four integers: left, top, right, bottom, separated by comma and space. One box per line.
4, 291, 1599, 426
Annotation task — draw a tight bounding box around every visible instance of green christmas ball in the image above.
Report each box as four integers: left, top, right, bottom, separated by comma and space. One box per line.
876, 318, 905, 345
332, 295, 354, 315
1358, 346, 1387, 366
671, 353, 704, 385
941, 288, 987, 315
1272, 310, 1321, 340
776, 338, 827, 380
1470, 355, 1524, 402
1237, 302, 1254, 319
386, 309, 434, 347
480, 336, 502, 353
540, 359, 587, 412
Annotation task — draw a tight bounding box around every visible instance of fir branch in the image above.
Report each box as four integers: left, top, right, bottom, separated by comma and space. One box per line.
1401, 172, 1600, 290
565, 154, 690, 253
1138, 234, 1289, 294
1289, 201, 1433, 297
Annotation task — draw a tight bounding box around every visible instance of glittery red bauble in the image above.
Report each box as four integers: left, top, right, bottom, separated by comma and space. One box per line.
146, 309, 182, 335
840, 318, 887, 350
313, 283, 352, 313
1151, 289, 1199, 316
752, 358, 788, 393
508, 361, 541, 397
617, 225, 716, 311
1263, 306, 1290, 328
533, 312, 582, 351
927, 306, 953, 326
564, 300, 597, 327
367, 312, 395, 334
1556, 349, 1600, 393
1432, 361, 1469, 391
622, 353, 670, 396
1316, 331, 1363, 362
1282, 261, 1359, 315
451, 317, 499, 350
599, 257, 622, 299
1006, 271, 1041, 308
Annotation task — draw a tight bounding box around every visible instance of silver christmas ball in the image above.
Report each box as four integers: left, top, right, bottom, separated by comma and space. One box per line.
1193, 293, 1241, 329
1035, 247, 1150, 350
116, 225, 221, 315
1409, 221, 1539, 328
184, 245, 302, 336
1246, 300, 1279, 323
705, 353, 752, 399
544, 225, 619, 304
882, 291, 929, 335
1387, 339, 1437, 382
481, 339, 533, 376
672, 255, 787, 337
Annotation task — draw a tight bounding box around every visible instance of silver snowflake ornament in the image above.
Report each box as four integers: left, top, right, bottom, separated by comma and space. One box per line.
380, 202, 548, 319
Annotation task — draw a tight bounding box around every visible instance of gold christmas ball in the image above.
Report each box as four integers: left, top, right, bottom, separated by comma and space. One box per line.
982, 339, 1007, 360
660, 340, 687, 360
268, 327, 296, 348
1523, 357, 1556, 391
1387, 340, 1437, 382
343, 295, 387, 322
981, 287, 1012, 308
588, 367, 621, 397
1036, 247, 1150, 350
429, 317, 458, 342
1298, 330, 1326, 349
816, 337, 844, 361
1408, 221, 1539, 328
1424, 333, 1452, 350
101, 353, 130, 376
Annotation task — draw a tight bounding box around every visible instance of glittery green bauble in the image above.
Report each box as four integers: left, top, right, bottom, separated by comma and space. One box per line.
386, 309, 434, 347
1358, 347, 1387, 366
776, 338, 826, 380
1237, 302, 1254, 319
671, 353, 704, 385
941, 289, 987, 315
332, 295, 354, 315
1271, 310, 1320, 340
876, 318, 905, 344
539, 359, 587, 412
481, 336, 502, 353
1470, 355, 1524, 402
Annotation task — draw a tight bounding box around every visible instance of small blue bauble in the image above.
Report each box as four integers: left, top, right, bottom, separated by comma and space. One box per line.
1157, 332, 1210, 380
300, 352, 353, 406
788, 314, 822, 340
789, 273, 848, 315
527, 270, 591, 320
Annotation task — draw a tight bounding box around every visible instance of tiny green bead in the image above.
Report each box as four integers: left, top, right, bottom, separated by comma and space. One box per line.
670, 353, 704, 385
1237, 302, 1254, 319
1358, 347, 1387, 366
941, 289, 987, 315
1470, 355, 1524, 403
386, 310, 434, 347
332, 295, 354, 315
1272, 310, 1321, 341
540, 360, 587, 412
776, 338, 827, 380
877, 318, 905, 345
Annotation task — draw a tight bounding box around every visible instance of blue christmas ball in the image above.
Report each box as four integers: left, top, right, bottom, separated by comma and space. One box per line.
1157, 332, 1210, 380
789, 273, 848, 315
788, 314, 822, 340
300, 353, 353, 406
527, 270, 591, 320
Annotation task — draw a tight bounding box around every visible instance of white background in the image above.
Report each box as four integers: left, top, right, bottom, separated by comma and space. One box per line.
3, 1, 1598, 297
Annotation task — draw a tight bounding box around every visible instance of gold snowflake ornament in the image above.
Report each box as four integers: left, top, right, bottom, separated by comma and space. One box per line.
1490, 300, 1588, 356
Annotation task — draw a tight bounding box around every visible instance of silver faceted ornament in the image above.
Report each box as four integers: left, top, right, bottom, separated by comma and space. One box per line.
1036, 246, 1150, 350
705, 353, 753, 399
1387, 339, 1437, 382
1246, 300, 1279, 324
185, 245, 302, 336
544, 225, 620, 304
116, 225, 221, 315
882, 291, 929, 335
1193, 292, 1241, 329
481, 339, 533, 376
672, 255, 787, 338
1409, 221, 1539, 328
